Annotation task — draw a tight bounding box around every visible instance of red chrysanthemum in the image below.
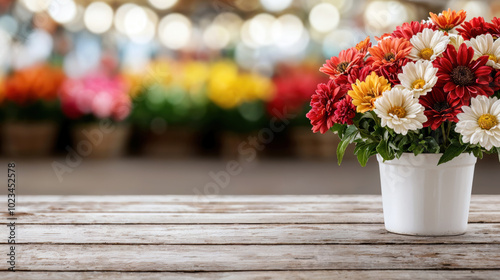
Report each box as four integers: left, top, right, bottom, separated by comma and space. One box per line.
376, 58, 409, 85
306, 80, 348, 133
457, 17, 491, 40
333, 95, 356, 125
334, 65, 372, 91
433, 44, 493, 105
429, 9, 467, 31
391, 21, 438, 40
367, 37, 412, 69
491, 69, 500, 92
419, 88, 462, 130
319, 47, 364, 79
488, 17, 500, 39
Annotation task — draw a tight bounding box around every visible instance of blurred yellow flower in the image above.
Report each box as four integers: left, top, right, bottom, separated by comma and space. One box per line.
181, 61, 210, 94
207, 60, 273, 109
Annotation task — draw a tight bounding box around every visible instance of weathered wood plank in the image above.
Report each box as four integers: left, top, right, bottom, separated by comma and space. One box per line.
6, 201, 499, 213
1, 224, 499, 245
0, 270, 497, 280
3, 244, 500, 271
2, 212, 499, 224
10, 195, 500, 203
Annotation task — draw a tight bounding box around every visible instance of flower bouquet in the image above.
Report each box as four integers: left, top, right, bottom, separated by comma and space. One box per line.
307, 9, 500, 235
60, 73, 131, 157
1, 63, 65, 156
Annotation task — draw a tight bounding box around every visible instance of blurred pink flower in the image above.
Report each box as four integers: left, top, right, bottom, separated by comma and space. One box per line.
60, 74, 131, 121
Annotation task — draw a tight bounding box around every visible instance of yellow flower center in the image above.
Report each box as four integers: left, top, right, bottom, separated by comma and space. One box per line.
419, 48, 434, 60
477, 114, 498, 130
411, 79, 426, 89
488, 54, 497, 62
388, 106, 406, 118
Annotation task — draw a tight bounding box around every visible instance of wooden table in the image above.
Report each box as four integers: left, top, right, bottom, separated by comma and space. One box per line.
1, 195, 499, 279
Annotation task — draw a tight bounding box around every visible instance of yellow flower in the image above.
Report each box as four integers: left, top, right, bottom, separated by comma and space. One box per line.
207, 61, 273, 109
348, 72, 391, 113
181, 61, 210, 94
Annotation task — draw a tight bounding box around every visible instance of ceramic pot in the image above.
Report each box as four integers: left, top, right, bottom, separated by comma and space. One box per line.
72, 123, 130, 158
377, 153, 477, 236
1, 121, 58, 157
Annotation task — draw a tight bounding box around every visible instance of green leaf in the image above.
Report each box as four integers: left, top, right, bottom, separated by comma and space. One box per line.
376, 139, 392, 161
472, 146, 483, 159
330, 123, 346, 135
496, 147, 500, 162
336, 125, 358, 165
438, 143, 468, 165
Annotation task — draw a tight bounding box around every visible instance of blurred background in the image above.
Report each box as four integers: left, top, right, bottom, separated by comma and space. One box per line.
0, 0, 499, 195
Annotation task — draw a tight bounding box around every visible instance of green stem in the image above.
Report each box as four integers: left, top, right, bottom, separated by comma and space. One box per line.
446, 121, 452, 143
369, 111, 380, 127
441, 123, 447, 148
352, 122, 377, 142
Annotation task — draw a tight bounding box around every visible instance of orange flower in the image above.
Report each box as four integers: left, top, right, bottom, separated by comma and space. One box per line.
367, 37, 412, 69
3, 64, 65, 105
355, 36, 371, 54
429, 9, 467, 31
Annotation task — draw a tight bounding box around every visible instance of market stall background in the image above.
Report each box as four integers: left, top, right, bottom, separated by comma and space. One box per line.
0, 0, 499, 195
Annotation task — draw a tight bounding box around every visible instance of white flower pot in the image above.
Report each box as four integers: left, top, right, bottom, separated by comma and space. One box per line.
377, 153, 477, 236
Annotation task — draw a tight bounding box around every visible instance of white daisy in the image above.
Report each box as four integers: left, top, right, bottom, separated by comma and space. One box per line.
466, 34, 500, 69
408, 29, 450, 61
396, 60, 438, 98
455, 95, 500, 151
448, 33, 465, 51
373, 88, 427, 135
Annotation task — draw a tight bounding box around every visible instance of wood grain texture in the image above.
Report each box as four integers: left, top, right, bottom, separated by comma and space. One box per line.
1, 195, 499, 278
1, 195, 497, 214
3, 244, 500, 271
9, 195, 499, 203
1, 224, 499, 245
0, 270, 496, 280
2, 212, 499, 224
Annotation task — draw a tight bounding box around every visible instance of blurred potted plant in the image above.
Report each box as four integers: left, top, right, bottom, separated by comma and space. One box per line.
267, 63, 334, 159
1, 63, 65, 156
129, 59, 209, 157
207, 60, 273, 159
60, 73, 131, 158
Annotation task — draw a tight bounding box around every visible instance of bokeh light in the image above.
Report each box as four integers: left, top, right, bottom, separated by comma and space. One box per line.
309, 3, 340, 33
203, 24, 230, 50
84, 2, 114, 34
21, 0, 50, 13
158, 13, 192, 50
364, 0, 409, 34
260, 0, 293, 12
48, 0, 77, 24
148, 0, 178, 10
271, 14, 304, 48
249, 13, 276, 46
